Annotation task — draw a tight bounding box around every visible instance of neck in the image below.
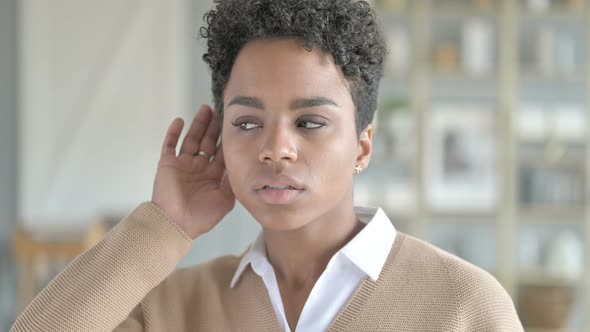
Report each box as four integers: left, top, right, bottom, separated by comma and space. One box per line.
263, 198, 364, 288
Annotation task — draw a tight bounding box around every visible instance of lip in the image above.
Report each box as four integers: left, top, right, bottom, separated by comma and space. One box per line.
254, 175, 305, 191
255, 187, 304, 205
253, 175, 305, 205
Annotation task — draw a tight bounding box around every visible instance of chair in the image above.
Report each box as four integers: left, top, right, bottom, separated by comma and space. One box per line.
12, 219, 108, 312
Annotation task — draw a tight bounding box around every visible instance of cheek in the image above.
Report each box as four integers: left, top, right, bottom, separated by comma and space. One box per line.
224, 153, 250, 202
221, 132, 239, 175
221, 132, 253, 195
306, 140, 355, 186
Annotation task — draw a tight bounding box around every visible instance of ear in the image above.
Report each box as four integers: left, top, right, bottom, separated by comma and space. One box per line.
356, 124, 373, 170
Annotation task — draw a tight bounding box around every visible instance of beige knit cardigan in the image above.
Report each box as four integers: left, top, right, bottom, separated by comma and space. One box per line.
11, 202, 524, 331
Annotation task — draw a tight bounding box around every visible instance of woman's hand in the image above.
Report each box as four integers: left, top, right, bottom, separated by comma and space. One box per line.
151, 105, 235, 239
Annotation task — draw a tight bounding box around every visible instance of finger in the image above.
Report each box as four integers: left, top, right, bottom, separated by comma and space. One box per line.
179, 105, 212, 156
209, 142, 226, 178
195, 110, 221, 161
161, 118, 184, 158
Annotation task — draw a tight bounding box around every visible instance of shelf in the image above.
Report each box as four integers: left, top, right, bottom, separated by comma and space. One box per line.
430, 9, 497, 21
520, 69, 586, 85
430, 71, 498, 82
518, 205, 586, 224
430, 210, 497, 222
518, 267, 581, 287
373, 3, 590, 327
521, 9, 586, 22
518, 155, 586, 170
430, 72, 498, 100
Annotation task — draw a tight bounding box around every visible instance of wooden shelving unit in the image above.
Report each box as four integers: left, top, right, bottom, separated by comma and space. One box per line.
357, 0, 590, 329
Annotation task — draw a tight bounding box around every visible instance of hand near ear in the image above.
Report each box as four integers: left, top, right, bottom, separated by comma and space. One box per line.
152, 104, 235, 239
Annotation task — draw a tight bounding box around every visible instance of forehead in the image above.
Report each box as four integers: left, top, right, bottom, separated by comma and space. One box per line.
224, 38, 351, 103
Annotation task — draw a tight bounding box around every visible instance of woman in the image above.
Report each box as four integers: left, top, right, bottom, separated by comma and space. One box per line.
11, 0, 523, 331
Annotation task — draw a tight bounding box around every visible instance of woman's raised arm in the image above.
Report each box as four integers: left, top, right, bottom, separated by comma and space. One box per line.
11, 105, 235, 331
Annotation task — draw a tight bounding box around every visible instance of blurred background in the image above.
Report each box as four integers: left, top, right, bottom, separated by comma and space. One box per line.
1, 0, 589, 330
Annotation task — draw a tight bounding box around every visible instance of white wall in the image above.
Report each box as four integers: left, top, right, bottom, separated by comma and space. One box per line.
0, 0, 19, 328
18, 0, 191, 225
0, 0, 18, 243
17, 0, 260, 266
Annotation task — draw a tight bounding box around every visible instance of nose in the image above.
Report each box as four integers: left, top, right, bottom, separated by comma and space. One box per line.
258, 123, 298, 164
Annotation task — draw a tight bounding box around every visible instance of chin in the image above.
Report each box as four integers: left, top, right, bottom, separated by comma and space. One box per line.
257, 219, 309, 232
244, 203, 311, 231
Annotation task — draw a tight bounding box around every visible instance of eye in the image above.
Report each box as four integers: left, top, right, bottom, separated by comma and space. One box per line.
232, 120, 261, 130
298, 119, 326, 129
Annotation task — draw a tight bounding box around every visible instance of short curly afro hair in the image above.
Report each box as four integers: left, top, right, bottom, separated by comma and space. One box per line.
200, 0, 386, 136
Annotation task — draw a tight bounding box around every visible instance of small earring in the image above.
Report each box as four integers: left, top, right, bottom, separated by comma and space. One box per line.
354, 165, 363, 175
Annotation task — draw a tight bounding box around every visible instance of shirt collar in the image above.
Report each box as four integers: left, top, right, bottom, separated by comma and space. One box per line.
229, 206, 396, 288
340, 206, 396, 281
230, 232, 268, 288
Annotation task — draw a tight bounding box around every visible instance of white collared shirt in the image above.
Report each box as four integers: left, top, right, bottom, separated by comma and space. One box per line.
230, 207, 397, 332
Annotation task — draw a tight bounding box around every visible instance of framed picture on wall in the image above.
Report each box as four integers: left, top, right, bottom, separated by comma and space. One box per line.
426, 103, 498, 212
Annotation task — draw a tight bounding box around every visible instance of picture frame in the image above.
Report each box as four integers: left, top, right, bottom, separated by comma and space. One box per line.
426, 103, 498, 212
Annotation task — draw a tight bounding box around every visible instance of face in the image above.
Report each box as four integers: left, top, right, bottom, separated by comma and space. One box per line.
221, 38, 372, 231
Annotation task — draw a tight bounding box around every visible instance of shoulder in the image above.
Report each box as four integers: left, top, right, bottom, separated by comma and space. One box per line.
440, 251, 522, 330
402, 234, 501, 286
396, 233, 523, 331
396, 233, 500, 285
397, 233, 511, 302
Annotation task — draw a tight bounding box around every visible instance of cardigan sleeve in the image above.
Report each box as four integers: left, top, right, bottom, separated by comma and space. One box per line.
445, 257, 524, 332
112, 303, 145, 331
10, 202, 193, 332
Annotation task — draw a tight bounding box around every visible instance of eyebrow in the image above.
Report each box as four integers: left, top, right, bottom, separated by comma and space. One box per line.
227, 96, 340, 111
228, 96, 264, 109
